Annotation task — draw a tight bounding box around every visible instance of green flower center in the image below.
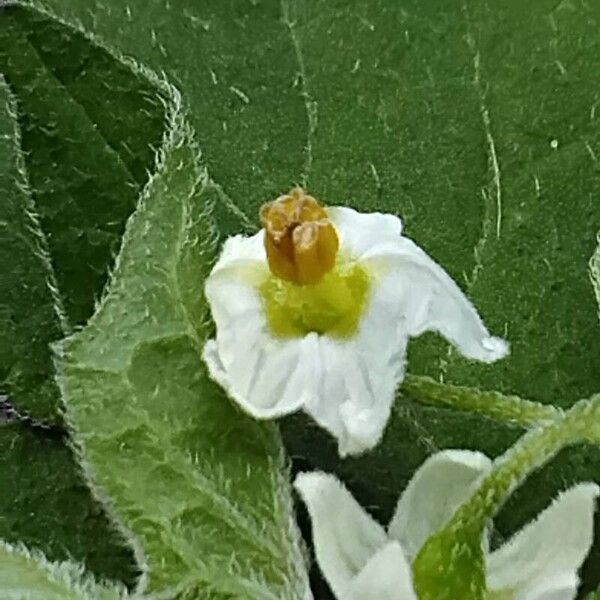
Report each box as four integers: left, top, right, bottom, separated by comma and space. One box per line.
259, 261, 371, 338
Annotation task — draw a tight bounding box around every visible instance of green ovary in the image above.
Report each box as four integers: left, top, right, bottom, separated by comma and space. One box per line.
259, 262, 371, 338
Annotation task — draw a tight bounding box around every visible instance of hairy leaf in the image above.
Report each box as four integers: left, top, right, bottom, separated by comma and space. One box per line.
0, 423, 137, 586
58, 97, 310, 598
280, 4, 600, 592
0, 74, 136, 586
0, 5, 165, 328
22, 0, 308, 236
0, 74, 63, 419
0, 540, 125, 600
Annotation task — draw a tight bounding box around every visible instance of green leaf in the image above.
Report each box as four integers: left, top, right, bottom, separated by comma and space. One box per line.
0, 5, 165, 328
0, 73, 136, 587
27, 1, 600, 419
21, 0, 308, 236
0, 74, 64, 420
58, 95, 309, 598
0, 540, 125, 600
0, 424, 137, 587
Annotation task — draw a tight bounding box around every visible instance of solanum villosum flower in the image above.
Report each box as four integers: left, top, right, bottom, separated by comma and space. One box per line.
203, 188, 509, 455
295, 450, 599, 600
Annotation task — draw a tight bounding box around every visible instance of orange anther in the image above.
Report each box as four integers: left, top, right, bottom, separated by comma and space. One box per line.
260, 188, 339, 285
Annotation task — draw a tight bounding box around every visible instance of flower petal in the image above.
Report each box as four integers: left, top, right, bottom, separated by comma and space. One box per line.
511, 573, 578, 600
346, 542, 418, 600
203, 232, 319, 418
294, 471, 388, 599
302, 277, 408, 456
387, 450, 492, 560
487, 483, 599, 596
363, 236, 509, 363
213, 230, 266, 267
328, 206, 403, 260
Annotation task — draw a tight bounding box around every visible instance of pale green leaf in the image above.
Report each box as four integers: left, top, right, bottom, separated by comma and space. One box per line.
58, 90, 310, 598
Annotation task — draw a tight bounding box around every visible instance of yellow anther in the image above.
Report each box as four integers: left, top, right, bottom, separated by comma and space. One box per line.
260, 187, 339, 285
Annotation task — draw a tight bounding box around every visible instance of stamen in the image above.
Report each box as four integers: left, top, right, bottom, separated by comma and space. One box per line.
260, 187, 339, 285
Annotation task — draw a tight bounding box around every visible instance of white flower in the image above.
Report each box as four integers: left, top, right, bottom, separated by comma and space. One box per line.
294, 451, 599, 600
203, 188, 509, 455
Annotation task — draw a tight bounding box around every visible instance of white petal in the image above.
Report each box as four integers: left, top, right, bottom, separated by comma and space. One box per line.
487, 483, 599, 596
346, 542, 418, 600
303, 277, 408, 456
213, 230, 266, 268
328, 206, 403, 260
204, 236, 319, 418
511, 573, 578, 600
363, 236, 509, 363
387, 450, 492, 560
294, 471, 388, 599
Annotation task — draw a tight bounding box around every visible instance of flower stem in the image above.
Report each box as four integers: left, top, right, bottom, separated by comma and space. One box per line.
413, 394, 600, 600
452, 393, 600, 526
401, 374, 561, 428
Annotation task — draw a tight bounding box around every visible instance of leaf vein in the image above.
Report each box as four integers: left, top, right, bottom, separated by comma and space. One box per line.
464, 20, 503, 291
281, 0, 316, 188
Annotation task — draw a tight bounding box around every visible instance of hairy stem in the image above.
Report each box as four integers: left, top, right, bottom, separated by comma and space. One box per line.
454, 393, 600, 526
413, 394, 600, 600
401, 374, 561, 429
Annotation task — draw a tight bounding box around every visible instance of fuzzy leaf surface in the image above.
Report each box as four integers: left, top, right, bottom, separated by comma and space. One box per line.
59, 103, 309, 598
0, 5, 165, 329
0, 540, 125, 600
0, 74, 63, 420
0, 73, 136, 586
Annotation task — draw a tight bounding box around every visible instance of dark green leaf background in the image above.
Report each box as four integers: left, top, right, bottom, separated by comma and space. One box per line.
1, 0, 599, 597
0, 5, 167, 585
